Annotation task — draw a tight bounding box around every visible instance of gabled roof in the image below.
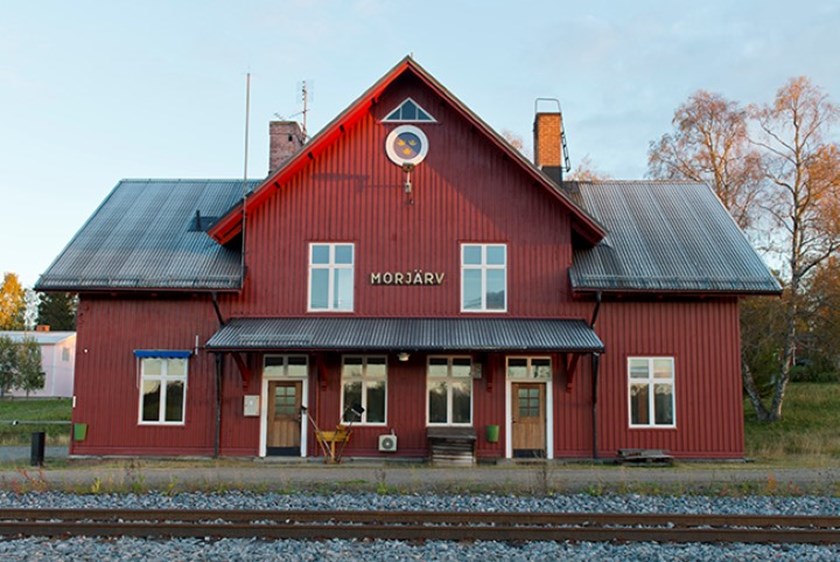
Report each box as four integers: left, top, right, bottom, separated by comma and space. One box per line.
36, 179, 261, 292
568, 181, 782, 294
208, 56, 606, 246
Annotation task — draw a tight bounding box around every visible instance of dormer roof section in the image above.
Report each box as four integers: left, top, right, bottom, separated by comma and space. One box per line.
208, 56, 606, 246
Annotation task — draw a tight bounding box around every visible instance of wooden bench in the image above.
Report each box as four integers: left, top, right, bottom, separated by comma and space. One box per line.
427, 427, 477, 466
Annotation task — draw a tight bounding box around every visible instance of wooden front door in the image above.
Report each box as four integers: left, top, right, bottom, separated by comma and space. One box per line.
512, 383, 546, 457
266, 381, 302, 456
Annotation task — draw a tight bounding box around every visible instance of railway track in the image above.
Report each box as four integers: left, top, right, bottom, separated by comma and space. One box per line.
0, 509, 838, 544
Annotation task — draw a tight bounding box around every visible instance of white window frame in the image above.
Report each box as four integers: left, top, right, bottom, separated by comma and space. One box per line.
627, 357, 676, 428
382, 97, 437, 123
460, 243, 507, 312
340, 355, 387, 425
426, 356, 473, 426
138, 357, 188, 425
308, 242, 354, 312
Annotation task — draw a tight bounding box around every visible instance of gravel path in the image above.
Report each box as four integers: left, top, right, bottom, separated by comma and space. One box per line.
0, 491, 838, 560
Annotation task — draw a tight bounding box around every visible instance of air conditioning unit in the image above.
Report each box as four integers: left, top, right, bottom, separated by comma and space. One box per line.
378, 434, 398, 452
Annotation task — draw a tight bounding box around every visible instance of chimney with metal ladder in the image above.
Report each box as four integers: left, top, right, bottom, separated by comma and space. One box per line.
533, 98, 570, 185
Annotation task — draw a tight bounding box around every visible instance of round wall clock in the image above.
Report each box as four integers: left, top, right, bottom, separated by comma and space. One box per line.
385, 125, 429, 166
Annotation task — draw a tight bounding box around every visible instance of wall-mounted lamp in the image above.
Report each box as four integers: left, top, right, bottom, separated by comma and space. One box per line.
398, 352, 410, 362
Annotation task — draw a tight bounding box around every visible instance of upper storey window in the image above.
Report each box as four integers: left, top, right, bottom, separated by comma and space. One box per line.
383, 98, 436, 122
461, 244, 507, 312
308, 243, 354, 312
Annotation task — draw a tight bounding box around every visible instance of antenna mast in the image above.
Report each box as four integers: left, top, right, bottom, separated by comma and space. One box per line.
240, 72, 251, 283
301, 80, 309, 138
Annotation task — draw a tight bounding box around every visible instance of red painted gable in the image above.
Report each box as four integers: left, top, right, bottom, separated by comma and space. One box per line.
216, 66, 598, 318
208, 57, 605, 247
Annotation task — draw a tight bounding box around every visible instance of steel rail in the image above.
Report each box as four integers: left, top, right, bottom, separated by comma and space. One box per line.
0, 509, 838, 544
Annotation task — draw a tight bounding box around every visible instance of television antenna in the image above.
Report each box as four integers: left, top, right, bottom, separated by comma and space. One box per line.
273, 80, 312, 139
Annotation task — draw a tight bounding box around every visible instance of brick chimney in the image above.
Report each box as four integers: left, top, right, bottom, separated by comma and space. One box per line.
269, 121, 306, 173
533, 111, 564, 185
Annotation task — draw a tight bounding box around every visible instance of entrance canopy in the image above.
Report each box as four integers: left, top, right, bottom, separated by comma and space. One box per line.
206, 317, 603, 353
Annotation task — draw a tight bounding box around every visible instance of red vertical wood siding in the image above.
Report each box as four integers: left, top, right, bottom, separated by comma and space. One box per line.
71, 71, 746, 460
222, 73, 580, 319
71, 296, 220, 456
589, 299, 744, 459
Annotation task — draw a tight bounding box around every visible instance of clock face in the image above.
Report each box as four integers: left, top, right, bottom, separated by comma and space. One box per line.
385, 125, 428, 166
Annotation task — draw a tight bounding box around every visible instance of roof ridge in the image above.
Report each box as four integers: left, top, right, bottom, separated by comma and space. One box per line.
119, 178, 264, 183
569, 179, 706, 185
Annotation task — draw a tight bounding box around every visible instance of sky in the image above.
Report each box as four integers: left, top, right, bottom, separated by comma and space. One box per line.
1, 0, 838, 288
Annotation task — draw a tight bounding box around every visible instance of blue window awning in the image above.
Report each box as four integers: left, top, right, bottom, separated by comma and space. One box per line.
133, 350, 192, 359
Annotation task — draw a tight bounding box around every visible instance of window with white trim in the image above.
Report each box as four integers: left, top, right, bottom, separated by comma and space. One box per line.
139, 357, 187, 424
506, 357, 552, 380
308, 243, 354, 311
628, 357, 675, 427
264, 355, 308, 378
341, 356, 386, 424
427, 356, 472, 425
383, 97, 436, 122
461, 244, 507, 312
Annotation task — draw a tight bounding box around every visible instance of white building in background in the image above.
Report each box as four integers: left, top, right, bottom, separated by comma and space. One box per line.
0, 331, 76, 398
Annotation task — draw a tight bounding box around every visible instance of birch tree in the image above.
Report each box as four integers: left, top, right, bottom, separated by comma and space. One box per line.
648, 90, 764, 229
747, 76, 840, 421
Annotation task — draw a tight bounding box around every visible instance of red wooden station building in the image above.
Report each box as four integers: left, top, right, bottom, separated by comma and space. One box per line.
38, 58, 779, 461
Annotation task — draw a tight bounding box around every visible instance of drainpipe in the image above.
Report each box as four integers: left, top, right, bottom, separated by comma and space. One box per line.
590, 291, 602, 460
210, 292, 226, 459
591, 352, 601, 460
214, 353, 223, 458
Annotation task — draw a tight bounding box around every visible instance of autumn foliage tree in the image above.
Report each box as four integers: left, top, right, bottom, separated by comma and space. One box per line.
0, 273, 26, 330
648, 91, 764, 229
650, 77, 840, 423
747, 77, 840, 420
802, 258, 840, 378
567, 155, 610, 181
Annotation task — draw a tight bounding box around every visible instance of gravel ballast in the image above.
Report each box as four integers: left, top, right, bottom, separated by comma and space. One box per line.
0, 491, 838, 561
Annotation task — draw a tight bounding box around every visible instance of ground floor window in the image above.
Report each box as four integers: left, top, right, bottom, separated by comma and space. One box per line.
628, 357, 675, 427
138, 356, 188, 424
341, 356, 386, 424
427, 356, 472, 425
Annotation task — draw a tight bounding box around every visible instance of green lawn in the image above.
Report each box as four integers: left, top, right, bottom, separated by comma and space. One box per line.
744, 382, 840, 462
0, 398, 72, 445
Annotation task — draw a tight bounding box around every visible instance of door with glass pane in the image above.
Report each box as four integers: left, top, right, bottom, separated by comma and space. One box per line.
511, 383, 545, 456
266, 381, 301, 456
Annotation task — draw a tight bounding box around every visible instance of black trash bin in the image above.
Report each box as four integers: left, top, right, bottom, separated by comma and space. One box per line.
30, 432, 46, 466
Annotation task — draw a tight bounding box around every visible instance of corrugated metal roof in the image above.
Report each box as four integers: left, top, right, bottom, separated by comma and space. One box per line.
206, 318, 604, 352
0, 331, 76, 345
36, 179, 262, 291
568, 181, 781, 294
